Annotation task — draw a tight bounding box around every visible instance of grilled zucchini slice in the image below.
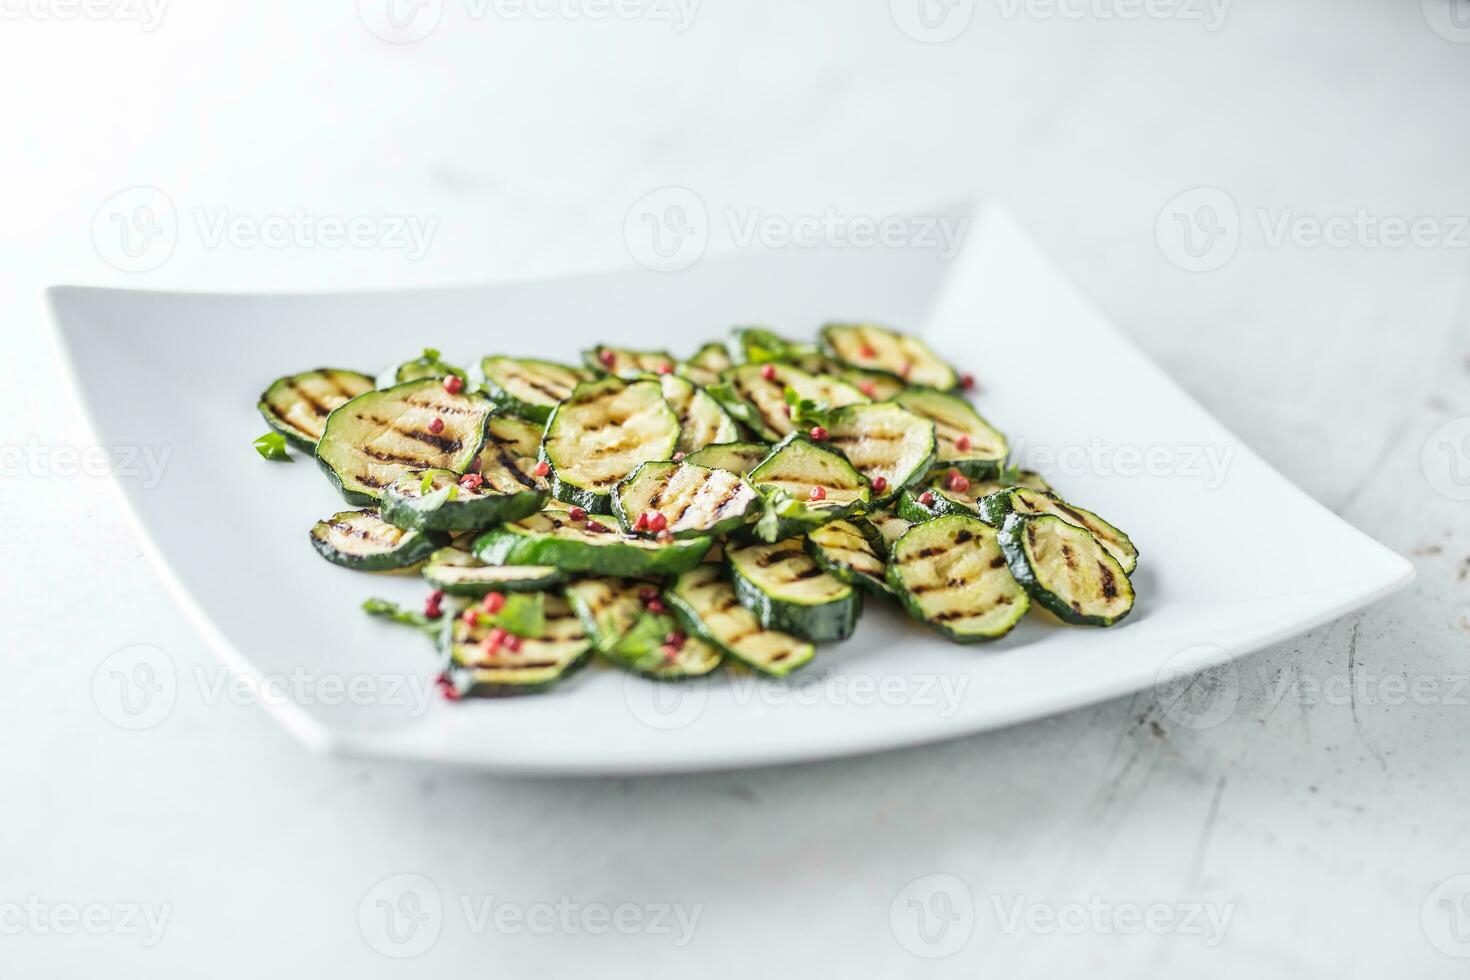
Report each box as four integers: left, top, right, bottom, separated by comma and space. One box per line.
727, 539, 862, 641
898, 470, 1053, 522
564, 577, 722, 679
709, 363, 867, 441
380, 467, 545, 532
440, 593, 592, 697
728, 326, 820, 365
824, 402, 936, 505
473, 356, 591, 423
315, 379, 492, 505
805, 519, 891, 595
658, 374, 740, 453
584, 345, 676, 379
476, 415, 551, 494
473, 509, 712, 577
886, 515, 1029, 643
257, 368, 374, 450
376, 348, 467, 389
998, 514, 1134, 626
861, 510, 911, 556
978, 488, 1136, 574
747, 434, 872, 541
310, 509, 439, 571
541, 377, 681, 513
676, 342, 734, 388
666, 565, 816, 677
684, 441, 772, 476
421, 547, 562, 595
821, 323, 958, 390
894, 388, 1007, 479
612, 461, 758, 538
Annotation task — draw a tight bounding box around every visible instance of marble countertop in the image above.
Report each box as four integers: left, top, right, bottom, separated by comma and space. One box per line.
4, 1, 1469, 975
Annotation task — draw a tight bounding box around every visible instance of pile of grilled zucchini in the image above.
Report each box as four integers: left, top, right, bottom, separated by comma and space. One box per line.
257, 325, 1138, 698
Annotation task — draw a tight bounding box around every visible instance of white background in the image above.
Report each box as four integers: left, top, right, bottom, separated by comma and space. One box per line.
4, 0, 1470, 975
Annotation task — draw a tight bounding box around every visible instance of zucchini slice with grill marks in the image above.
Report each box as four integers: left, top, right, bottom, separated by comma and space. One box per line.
666, 565, 815, 677
257, 368, 374, 450
998, 514, 1134, 626
315, 379, 493, 505
376, 348, 467, 389
422, 547, 563, 595
861, 510, 911, 556
584, 345, 676, 379
676, 342, 734, 388
658, 374, 740, 452
727, 539, 861, 642
440, 593, 592, 697
473, 509, 712, 577
747, 434, 872, 541
898, 470, 1053, 522
475, 414, 551, 495
821, 323, 958, 390
894, 387, 1007, 479
541, 377, 681, 513
684, 441, 772, 476
473, 356, 591, 423
804, 520, 892, 595
613, 461, 758, 538
709, 363, 867, 441
310, 509, 440, 571
886, 515, 1029, 643
564, 577, 723, 679
380, 467, 545, 531
978, 488, 1136, 574
824, 401, 936, 505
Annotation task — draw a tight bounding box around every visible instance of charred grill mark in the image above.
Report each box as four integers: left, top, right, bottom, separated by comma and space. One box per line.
354, 473, 386, 489
358, 445, 428, 466
489, 444, 538, 489
286, 382, 333, 417
709, 480, 743, 518
955, 529, 973, 544
1062, 544, 1077, 570
355, 414, 462, 454
990, 555, 1006, 568
649, 475, 672, 510
1098, 562, 1118, 599
508, 369, 571, 402
791, 566, 824, 580
404, 397, 478, 417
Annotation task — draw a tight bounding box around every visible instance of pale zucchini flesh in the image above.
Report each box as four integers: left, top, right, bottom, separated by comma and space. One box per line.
380, 467, 545, 531
564, 577, 723, 678
658, 373, 740, 453
421, 547, 563, 595
821, 323, 958, 390
310, 509, 439, 571
713, 363, 867, 440
746, 435, 872, 540
666, 565, 815, 677
258, 368, 374, 450
824, 402, 937, 504
894, 387, 1007, 478
684, 442, 772, 476
677, 342, 734, 388
613, 461, 758, 538
476, 415, 552, 495
474, 356, 590, 422
979, 488, 1136, 574
998, 514, 1134, 627
584, 345, 676, 379
441, 593, 593, 697
804, 519, 891, 595
727, 539, 861, 642
541, 378, 681, 512
886, 515, 1029, 642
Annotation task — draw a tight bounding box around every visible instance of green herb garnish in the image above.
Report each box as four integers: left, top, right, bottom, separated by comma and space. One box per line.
253, 431, 291, 461
362, 597, 440, 636
782, 386, 833, 428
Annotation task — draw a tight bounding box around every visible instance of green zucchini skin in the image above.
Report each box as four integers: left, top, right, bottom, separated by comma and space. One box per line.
376, 350, 467, 389
823, 401, 937, 505
897, 470, 1054, 524
726, 540, 861, 642
473, 509, 712, 578
309, 509, 441, 571
676, 342, 734, 388
541, 377, 681, 514
978, 488, 1137, 574
439, 592, 593, 698
683, 441, 773, 476
257, 368, 375, 451
379, 468, 546, 532
583, 345, 676, 379
885, 514, 1029, 643
612, 460, 758, 539
472, 356, 590, 423
997, 514, 1134, 627
804, 519, 893, 596
820, 323, 958, 391
666, 565, 815, 677
421, 547, 563, 595
314, 379, 493, 506
564, 578, 722, 679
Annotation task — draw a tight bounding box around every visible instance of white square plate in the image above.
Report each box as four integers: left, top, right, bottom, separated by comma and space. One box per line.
48, 206, 1413, 775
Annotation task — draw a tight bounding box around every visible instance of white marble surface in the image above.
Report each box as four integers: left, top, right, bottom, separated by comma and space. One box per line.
4, 1, 1470, 975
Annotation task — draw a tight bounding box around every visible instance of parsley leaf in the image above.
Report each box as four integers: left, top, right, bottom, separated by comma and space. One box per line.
362, 597, 440, 636
253, 431, 291, 462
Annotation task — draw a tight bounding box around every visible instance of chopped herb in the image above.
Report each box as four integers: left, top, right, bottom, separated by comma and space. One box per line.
782, 386, 833, 428
362, 597, 441, 636
253, 431, 291, 461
